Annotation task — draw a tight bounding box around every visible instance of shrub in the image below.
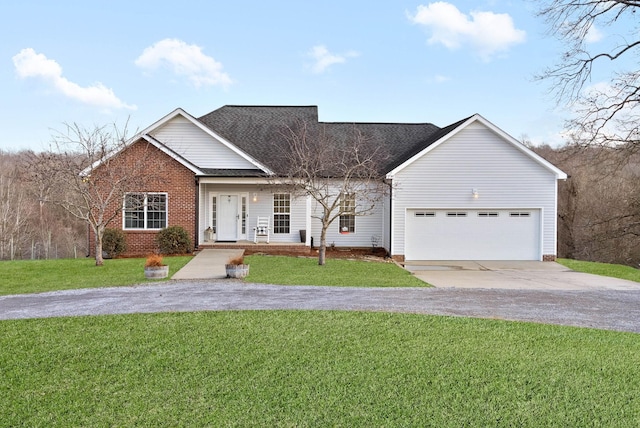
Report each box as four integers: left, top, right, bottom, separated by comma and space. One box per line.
102, 228, 127, 258
145, 254, 165, 267
155, 226, 192, 255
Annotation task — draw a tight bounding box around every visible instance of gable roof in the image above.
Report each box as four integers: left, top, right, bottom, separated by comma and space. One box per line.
141, 108, 274, 175
197, 105, 441, 175
385, 114, 568, 179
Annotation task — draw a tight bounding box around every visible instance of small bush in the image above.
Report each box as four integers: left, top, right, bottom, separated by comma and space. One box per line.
102, 228, 127, 258
155, 226, 193, 255
145, 254, 165, 267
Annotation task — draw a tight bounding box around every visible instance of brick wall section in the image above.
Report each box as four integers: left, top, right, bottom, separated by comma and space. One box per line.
89, 140, 196, 257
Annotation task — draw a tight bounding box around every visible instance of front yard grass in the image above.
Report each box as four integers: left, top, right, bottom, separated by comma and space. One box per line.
0, 256, 192, 296
558, 258, 640, 282
245, 254, 427, 287
2, 311, 639, 426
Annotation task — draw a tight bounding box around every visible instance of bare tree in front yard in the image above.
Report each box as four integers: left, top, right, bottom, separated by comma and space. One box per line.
29, 121, 162, 266
276, 121, 389, 265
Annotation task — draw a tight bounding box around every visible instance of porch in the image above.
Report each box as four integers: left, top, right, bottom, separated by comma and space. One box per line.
198, 240, 312, 256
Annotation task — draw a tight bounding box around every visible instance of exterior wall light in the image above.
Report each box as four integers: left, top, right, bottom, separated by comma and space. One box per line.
472, 188, 479, 199
252, 193, 258, 202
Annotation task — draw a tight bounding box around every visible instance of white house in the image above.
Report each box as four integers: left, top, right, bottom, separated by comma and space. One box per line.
103, 105, 566, 261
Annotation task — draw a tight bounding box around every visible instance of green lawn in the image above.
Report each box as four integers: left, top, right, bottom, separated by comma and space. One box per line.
558, 258, 640, 282
1, 311, 639, 426
0, 256, 192, 296
245, 254, 428, 287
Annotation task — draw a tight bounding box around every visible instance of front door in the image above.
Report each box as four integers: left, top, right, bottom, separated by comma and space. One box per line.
217, 194, 239, 241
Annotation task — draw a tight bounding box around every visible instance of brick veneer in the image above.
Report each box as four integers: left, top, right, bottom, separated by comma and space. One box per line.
89, 140, 196, 257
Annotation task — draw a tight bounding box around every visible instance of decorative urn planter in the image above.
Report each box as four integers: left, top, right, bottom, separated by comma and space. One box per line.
225, 254, 249, 278
225, 264, 249, 279
144, 254, 168, 279
145, 265, 169, 279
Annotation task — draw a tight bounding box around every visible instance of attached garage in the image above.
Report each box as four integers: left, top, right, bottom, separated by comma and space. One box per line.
405, 209, 541, 261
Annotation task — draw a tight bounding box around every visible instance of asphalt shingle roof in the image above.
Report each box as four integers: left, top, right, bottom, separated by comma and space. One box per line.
197, 105, 465, 175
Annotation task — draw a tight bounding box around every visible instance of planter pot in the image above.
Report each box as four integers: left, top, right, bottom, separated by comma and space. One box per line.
299, 229, 306, 243
145, 265, 169, 279
226, 264, 250, 279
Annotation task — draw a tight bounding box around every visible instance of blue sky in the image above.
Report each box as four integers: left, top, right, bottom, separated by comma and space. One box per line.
1, 1, 590, 151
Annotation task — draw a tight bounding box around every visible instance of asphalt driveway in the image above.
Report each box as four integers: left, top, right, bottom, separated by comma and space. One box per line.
405, 261, 640, 290
1, 280, 640, 333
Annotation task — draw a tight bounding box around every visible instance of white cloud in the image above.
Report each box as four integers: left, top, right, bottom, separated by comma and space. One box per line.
430, 74, 451, 83
585, 25, 603, 43
409, 2, 526, 61
135, 38, 232, 88
12, 48, 136, 111
308, 45, 359, 74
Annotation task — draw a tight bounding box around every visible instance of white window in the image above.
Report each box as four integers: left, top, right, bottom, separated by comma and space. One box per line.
339, 193, 356, 233
414, 211, 435, 217
447, 212, 467, 217
273, 193, 290, 234
123, 193, 167, 230
478, 212, 499, 217
510, 212, 531, 217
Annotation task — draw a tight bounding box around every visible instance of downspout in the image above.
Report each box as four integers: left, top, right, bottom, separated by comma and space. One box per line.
386, 178, 393, 258
194, 177, 200, 251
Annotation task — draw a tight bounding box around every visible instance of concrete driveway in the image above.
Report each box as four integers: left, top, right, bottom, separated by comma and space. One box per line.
405, 261, 640, 290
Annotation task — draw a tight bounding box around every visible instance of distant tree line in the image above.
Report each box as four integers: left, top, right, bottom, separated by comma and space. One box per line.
0, 150, 86, 260
532, 143, 640, 268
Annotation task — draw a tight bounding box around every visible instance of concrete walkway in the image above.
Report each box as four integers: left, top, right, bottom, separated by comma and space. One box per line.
172, 249, 244, 280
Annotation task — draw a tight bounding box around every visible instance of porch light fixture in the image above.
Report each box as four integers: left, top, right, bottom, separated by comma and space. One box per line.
252, 193, 257, 202
472, 188, 479, 199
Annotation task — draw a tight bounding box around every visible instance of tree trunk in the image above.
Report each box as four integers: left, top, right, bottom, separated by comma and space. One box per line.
318, 223, 328, 266
94, 225, 104, 266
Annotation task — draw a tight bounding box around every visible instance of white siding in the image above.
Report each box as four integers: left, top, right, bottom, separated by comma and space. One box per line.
198, 184, 308, 244
392, 122, 558, 258
151, 116, 256, 169
309, 184, 385, 248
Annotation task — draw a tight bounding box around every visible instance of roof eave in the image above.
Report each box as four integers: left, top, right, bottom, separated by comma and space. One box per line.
386, 114, 568, 180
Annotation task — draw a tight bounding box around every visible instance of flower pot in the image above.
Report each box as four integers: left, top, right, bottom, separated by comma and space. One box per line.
145, 265, 169, 279
225, 264, 249, 279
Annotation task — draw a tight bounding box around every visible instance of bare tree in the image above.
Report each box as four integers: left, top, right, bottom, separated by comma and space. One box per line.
536, 1, 640, 150
276, 121, 389, 265
30, 122, 162, 266
0, 153, 32, 260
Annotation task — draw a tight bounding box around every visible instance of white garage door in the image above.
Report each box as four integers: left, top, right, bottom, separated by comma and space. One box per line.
405, 209, 540, 260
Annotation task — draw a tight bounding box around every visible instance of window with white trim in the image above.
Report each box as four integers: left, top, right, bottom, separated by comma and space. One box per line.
339, 193, 356, 233
124, 193, 167, 230
273, 193, 290, 234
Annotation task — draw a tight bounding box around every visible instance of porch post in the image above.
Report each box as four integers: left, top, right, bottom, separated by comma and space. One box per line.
305, 194, 312, 246
194, 177, 200, 250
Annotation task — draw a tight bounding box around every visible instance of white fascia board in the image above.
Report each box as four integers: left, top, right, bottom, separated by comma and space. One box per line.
385, 116, 474, 179
80, 132, 204, 177
140, 134, 204, 175
386, 114, 568, 180
140, 107, 274, 175
472, 114, 568, 180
